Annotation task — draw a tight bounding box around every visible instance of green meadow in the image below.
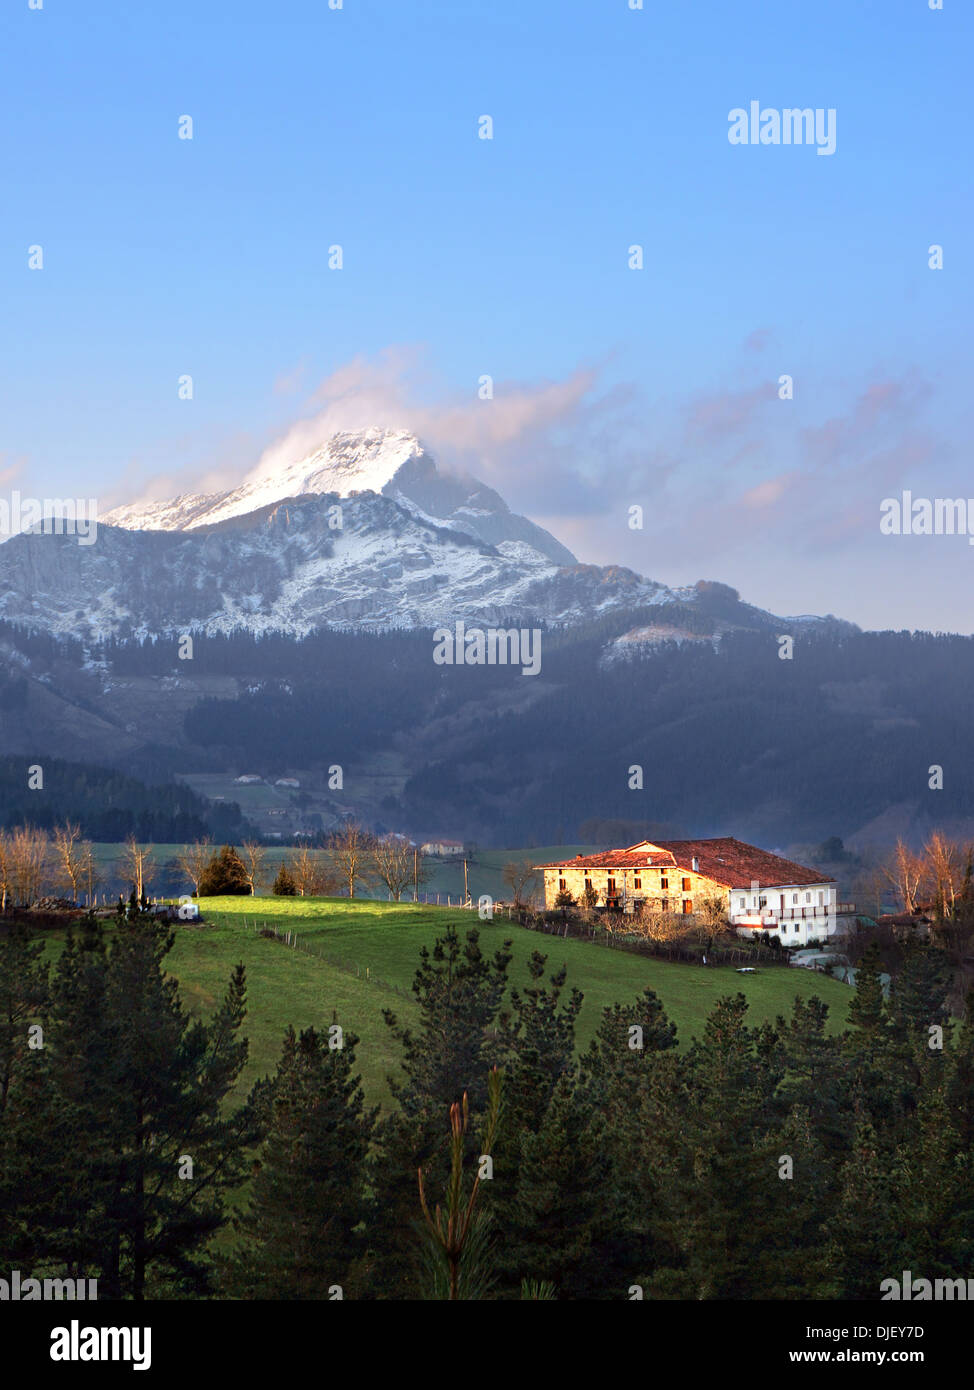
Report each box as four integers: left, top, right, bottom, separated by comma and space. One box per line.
157, 896, 854, 1106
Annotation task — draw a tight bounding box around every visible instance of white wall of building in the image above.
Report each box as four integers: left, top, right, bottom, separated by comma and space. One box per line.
729, 882, 840, 947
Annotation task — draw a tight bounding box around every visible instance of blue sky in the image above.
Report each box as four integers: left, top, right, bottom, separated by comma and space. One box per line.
2, 0, 971, 630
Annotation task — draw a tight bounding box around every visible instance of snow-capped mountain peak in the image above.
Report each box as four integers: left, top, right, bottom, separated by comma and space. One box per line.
104, 428, 426, 532
102, 428, 578, 568
0, 425, 857, 644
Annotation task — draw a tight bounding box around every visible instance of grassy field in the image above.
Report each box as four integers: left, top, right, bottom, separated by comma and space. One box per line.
151, 896, 856, 1106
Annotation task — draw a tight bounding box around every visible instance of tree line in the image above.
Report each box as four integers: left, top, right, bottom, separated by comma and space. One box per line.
0, 823, 437, 909
176, 826, 431, 902
1, 910, 971, 1299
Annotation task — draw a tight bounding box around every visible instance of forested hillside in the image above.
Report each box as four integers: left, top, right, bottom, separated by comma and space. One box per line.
1, 616, 971, 847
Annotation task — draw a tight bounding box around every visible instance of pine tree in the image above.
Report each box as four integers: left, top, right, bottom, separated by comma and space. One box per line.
15, 910, 256, 1297
490, 951, 583, 1293
0, 922, 48, 1118
889, 1086, 972, 1280
947, 989, 974, 1151
25, 915, 117, 1277
645, 995, 786, 1299
843, 943, 906, 1143
95, 915, 256, 1297
776, 995, 852, 1160
272, 863, 297, 896
504, 1070, 612, 1298
227, 1024, 376, 1299
417, 1069, 502, 1300
367, 926, 512, 1297
568, 988, 680, 1294
198, 845, 251, 896
824, 1111, 898, 1298
888, 936, 953, 1093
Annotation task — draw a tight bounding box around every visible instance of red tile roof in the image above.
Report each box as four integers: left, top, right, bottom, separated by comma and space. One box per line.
537, 837, 834, 889
536, 849, 676, 871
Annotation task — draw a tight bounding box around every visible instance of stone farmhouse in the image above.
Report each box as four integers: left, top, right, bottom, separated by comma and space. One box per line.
537, 837, 855, 947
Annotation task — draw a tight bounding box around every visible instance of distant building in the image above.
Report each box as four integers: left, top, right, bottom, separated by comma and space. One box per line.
275, 777, 300, 788
234, 775, 263, 784
537, 837, 855, 947
421, 838, 465, 857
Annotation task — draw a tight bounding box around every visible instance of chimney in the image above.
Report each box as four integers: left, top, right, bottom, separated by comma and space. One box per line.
692, 857, 699, 872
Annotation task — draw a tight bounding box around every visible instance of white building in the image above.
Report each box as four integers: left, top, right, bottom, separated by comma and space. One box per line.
729, 879, 846, 945
421, 838, 465, 857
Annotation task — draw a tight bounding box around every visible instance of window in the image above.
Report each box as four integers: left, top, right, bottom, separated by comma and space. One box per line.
584, 877, 593, 893
633, 876, 642, 889
759, 895, 767, 908
683, 899, 692, 914
607, 877, 616, 894
661, 897, 669, 912
682, 877, 691, 892
805, 892, 811, 903
792, 893, 798, 905
558, 878, 566, 892
660, 876, 669, 890
738, 897, 745, 910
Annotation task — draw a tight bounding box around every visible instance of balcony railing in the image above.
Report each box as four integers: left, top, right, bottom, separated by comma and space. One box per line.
734, 902, 856, 923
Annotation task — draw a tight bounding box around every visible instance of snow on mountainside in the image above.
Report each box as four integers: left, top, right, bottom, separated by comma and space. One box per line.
105, 429, 426, 532
0, 429, 854, 642
103, 428, 576, 566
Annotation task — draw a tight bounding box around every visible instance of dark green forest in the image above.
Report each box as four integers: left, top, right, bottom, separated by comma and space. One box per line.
0, 756, 247, 842
1, 911, 970, 1300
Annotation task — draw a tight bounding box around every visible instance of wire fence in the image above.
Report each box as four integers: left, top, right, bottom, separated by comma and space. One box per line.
241, 918, 413, 1001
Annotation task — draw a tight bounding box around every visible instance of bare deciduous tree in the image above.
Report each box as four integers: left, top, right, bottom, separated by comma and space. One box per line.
884, 839, 925, 914
373, 838, 414, 901
177, 838, 211, 897
78, 841, 100, 906
0, 832, 12, 912
637, 904, 697, 944
8, 827, 49, 907
52, 822, 85, 902
924, 830, 961, 919
119, 835, 155, 901
329, 823, 376, 899
240, 841, 267, 897
289, 844, 339, 897
502, 861, 540, 909
697, 892, 731, 947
